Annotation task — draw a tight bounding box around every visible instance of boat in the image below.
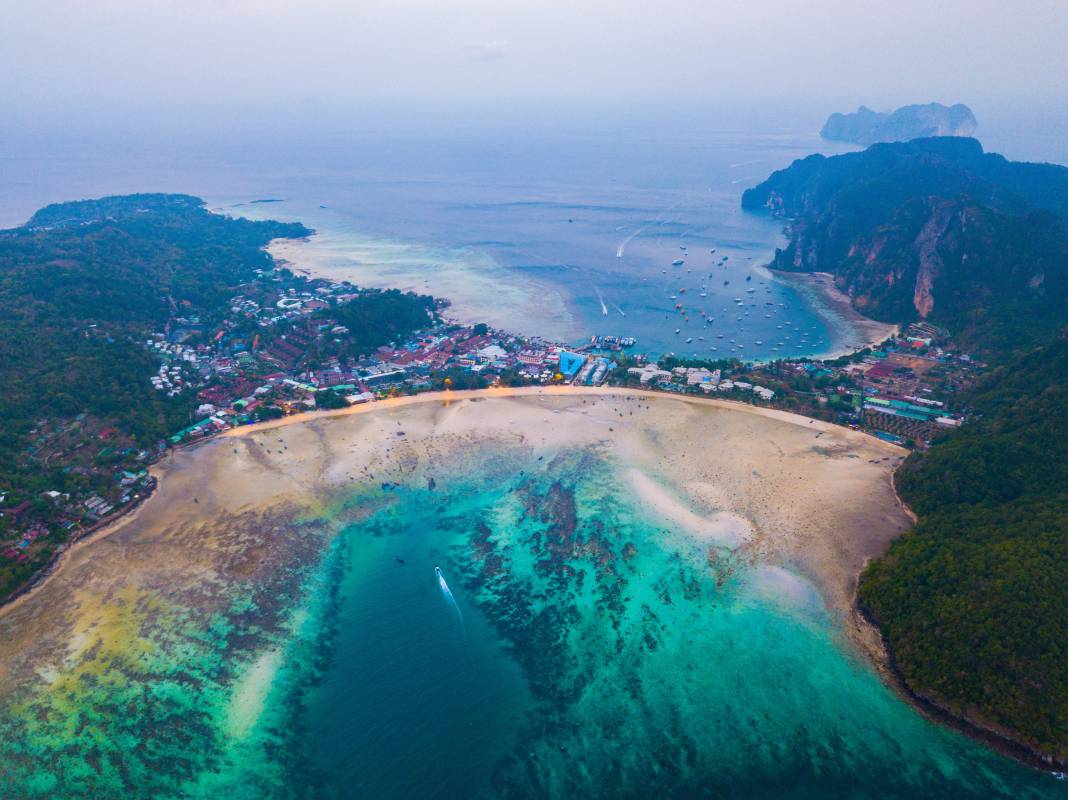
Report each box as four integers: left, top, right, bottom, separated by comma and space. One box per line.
672, 259, 685, 266
675, 328, 681, 334
686, 337, 693, 343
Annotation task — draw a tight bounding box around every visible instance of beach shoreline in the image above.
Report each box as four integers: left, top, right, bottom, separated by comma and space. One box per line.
772, 269, 899, 359
2, 387, 907, 630
4, 384, 1054, 778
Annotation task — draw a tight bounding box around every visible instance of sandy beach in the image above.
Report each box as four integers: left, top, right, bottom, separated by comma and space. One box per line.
773, 269, 900, 358
0, 387, 911, 679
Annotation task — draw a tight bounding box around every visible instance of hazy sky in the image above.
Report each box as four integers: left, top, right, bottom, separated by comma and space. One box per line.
4, 0, 1066, 116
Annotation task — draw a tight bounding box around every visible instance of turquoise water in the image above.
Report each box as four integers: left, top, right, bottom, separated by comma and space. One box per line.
293, 444, 1067, 799
1, 439, 1065, 797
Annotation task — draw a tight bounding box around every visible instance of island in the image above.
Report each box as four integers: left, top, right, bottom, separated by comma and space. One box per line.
2, 184, 1067, 795
820, 103, 978, 145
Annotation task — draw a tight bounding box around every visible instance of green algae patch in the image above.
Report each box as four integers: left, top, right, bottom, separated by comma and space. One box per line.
0, 506, 336, 799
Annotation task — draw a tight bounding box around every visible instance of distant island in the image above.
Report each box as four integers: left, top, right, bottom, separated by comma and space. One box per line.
820, 103, 977, 145
745, 136, 1068, 766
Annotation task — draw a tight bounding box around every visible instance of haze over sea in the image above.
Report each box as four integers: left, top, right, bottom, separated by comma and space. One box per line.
2, 105, 1060, 361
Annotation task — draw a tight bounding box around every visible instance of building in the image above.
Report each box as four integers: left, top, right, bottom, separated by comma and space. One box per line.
558, 351, 587, 379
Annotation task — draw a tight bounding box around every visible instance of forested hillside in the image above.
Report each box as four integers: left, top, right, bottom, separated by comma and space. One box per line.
745, 138, 1068, 764
859, 338, 1068, 762
742, 138, 1068, 360
0, 195, 309, 492
0, 194, 434, 600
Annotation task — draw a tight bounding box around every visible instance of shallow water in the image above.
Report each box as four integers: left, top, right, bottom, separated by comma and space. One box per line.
293, 444, 1066, 799
1, 440, 1066, 798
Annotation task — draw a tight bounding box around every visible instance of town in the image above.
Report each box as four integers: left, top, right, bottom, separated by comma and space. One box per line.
0, 261, 979, 598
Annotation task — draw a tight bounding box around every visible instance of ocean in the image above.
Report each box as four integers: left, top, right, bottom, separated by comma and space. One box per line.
221, 127, 861, 360
1, 116, 871, 360
4, 110, 1061, 360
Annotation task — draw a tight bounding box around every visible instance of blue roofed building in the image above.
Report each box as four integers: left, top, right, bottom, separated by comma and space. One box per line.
558, 350, 586, 378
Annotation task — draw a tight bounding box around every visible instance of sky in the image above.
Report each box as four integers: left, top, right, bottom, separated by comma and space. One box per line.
3, 0, 1066, 120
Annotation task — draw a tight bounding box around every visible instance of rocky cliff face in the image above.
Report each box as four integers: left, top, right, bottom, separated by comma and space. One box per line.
821, 103, 977, 145
742, 138, 1068, 358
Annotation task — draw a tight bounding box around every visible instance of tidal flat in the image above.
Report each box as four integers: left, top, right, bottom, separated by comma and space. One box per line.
0, 389, 1064, 798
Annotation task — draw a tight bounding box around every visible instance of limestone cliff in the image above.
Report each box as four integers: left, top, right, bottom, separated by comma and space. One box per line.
821, 103, 977, 145
742, 137, 1068, 359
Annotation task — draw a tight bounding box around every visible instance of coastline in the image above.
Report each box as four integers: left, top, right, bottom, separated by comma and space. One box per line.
265, 230, 582, 344
855, 475, 1064, 773
2, 384, 1057, 777
0, 386, 903, 625
857, 600, 1064, 773
264, 217, 890, 365
773, 269, 899, 359
0, 464, 164, 620
2, 386, 907, 627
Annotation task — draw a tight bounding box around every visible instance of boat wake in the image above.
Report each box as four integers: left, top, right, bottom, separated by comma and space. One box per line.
436, 566, 464, 629
616, 228, 643, 257
595, 288, 609, 316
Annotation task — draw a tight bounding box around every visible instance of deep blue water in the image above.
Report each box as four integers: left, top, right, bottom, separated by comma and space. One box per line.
0, 119, 868, 359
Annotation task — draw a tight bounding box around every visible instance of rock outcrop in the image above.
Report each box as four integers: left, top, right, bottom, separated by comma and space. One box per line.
820, 103, 977, 145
